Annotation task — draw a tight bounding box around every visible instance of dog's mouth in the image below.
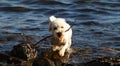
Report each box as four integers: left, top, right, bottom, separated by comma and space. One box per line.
56, 32, 63, 40
57, 32, 62, 37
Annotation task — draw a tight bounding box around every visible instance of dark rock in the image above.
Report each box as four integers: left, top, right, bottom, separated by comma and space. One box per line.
0, 53, 9, 62
0, 63, 5, 66
33, 58, 55, 66
65, 63, 85, 66
1, 42, 120, 66
86, 60, 110, 66
7, 57, 33, 66
33, 49, 70, 66
11, 43, 38, 61
7, 56, 24, 64
20, 61, 33, 66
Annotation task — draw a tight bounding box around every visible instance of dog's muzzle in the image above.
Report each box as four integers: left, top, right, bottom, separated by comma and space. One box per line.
57, 32, 62, 37
56, 32, 63, 40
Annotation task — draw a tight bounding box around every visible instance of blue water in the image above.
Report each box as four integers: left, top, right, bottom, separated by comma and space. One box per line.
0, 0, 120, 62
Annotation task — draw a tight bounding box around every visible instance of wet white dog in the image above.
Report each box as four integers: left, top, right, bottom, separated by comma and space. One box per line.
48, 16, 72, 56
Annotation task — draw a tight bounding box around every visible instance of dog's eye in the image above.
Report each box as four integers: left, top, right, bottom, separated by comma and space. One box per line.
61, 26, 64, 28
54, 27, 57, 30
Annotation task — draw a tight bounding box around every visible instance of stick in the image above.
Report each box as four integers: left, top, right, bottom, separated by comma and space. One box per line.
65, 24, 74, 32
34, 35, 52, 45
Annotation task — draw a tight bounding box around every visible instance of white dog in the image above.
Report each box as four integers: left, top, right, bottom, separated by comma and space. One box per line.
48, 16, 72, 56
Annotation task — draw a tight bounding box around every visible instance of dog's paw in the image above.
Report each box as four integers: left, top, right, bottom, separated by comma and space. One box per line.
52, 47, 57, 51
52, 46, 59, 51
59, 49, 65, 56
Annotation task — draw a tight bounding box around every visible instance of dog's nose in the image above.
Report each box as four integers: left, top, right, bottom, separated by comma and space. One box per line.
57, 32, 62, 37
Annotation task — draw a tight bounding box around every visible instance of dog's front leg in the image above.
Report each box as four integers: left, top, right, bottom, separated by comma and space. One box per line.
59, 42, 69, 56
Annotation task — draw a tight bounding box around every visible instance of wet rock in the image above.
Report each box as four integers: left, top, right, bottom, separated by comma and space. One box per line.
20, 61, 33, 66
33, 58, 55, 66
33, 49, 70, 66
65, 56, 120, 66
86, 60, 110, 66
66, 63, 85, 66
7, 57, 33, 66
0, 53, 9, 62
0, 40, 120, 66
1, 46, 120, 66
11, 43, 38, 61
7, 56, 24, 65
0, 63, 5, 66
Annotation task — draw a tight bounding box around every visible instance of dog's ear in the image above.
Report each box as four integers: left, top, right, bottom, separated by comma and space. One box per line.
49, 16, 56, 22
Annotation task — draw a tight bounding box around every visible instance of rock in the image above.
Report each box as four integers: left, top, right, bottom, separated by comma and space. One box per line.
33, 58, 55, 66
20, 61, 33, 66
10, 43, 38, 61
66, 56, 120, 66
33, 49, 70, 66
0, 63, 5, 66
1, 42, 120, 66
0, 53, 9, 62
86, 60, 110, 66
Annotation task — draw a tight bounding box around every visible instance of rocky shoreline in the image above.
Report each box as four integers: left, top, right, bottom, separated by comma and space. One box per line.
0, 33, 120, 66
0, 43, 120, 66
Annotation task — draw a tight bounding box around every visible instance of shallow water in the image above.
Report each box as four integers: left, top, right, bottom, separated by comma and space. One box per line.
0, 0, 120, 63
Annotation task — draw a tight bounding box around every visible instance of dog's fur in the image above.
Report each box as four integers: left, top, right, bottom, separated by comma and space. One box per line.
48, 16, 72, 56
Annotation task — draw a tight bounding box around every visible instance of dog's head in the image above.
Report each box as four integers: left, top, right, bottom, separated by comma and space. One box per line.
48, 16, 70, 40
